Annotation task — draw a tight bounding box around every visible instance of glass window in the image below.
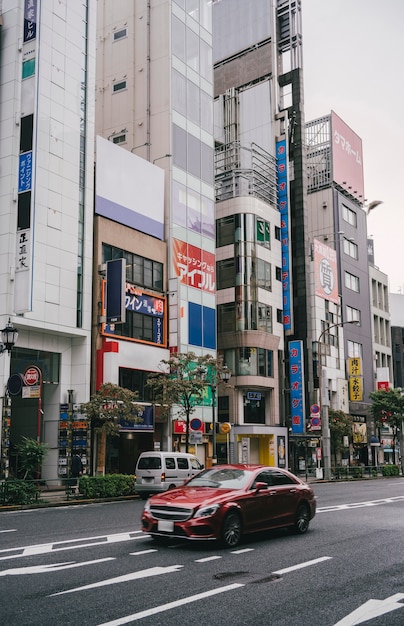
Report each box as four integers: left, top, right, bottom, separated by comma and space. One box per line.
347, 340, 362, 359
244, 396, 265, 424
187, 79, 200, 124
258, 304, 272, 333
177, 457, 189, 469
216, 215, 235, 247
165, 458, 176, 469
172, 70, 187, 116
343, 238, 358, 259
187, 133, 200, 178
345, 271, 360, 292
342, 204, 357, 227
201, 141, 213, 185
256, 259, 271, 290
172, 16, 185, 61
186, 0, 199, 21
201, 89, 213, 133
277, 309, 283, 324
186, 27, 199, 72
218, 302, 235, 333
200, 38, 212, 81
275, 226, 281, 241
346, 305, 361, 324
217, 259, 235, 289
173, 124, 187, 170
20, 115, 33, 152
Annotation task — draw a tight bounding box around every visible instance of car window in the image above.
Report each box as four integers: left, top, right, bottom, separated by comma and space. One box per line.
251, 471, 274, 488
188, 468, 254, 489
137, 457, 161, 470
190, 458, 202, 470
270, 470, 295, 485
177, 457, 189, 470
165, 457, 176, 470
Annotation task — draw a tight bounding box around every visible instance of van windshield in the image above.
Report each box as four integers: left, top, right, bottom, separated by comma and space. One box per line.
138, 457, 161, 470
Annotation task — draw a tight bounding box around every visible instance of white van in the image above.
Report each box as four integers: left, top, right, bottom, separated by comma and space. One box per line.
135, 451, 204, 499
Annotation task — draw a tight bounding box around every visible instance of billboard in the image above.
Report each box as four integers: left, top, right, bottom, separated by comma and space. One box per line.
95, 136, 164, 240
331, 111, 364, 201
289, 340, 305, 434
172, 238, 215, 293
313, 239, 339, 304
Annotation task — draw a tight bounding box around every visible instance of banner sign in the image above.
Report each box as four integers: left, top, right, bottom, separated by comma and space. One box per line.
289, 340, 305, 434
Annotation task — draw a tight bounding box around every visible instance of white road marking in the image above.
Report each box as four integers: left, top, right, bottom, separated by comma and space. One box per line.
195, 555, 222, 562
0, 531, 146, 561
318, 495, 404, 513
129, 549, 158, 556
96, 583, 245, 625
0, 529, 17, 534
231, 548, 254, 554
334, 593, 404, 625
273, 556, 332, 575
49, 565, 184, 596
0, 558, 114, 576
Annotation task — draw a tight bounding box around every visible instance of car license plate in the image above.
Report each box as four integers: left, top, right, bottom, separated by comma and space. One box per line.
158, 520, 174, 533
142, 477, 153, 483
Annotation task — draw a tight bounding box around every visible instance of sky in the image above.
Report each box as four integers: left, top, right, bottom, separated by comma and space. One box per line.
302, 0, 404, 294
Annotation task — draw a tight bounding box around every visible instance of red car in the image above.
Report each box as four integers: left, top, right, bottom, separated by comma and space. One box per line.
141, 464, 317, 548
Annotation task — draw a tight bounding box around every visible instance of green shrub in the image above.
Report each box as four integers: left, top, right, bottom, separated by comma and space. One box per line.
382, 464, 400, 477
351, 467, 364, 479
0, 480, 40, 505
78, 474, 135, 499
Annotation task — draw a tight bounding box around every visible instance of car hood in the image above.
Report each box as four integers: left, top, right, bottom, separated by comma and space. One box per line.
148, 486, 237, 507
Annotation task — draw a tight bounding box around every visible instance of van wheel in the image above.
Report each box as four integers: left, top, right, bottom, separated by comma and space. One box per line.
168, 484, 176, 490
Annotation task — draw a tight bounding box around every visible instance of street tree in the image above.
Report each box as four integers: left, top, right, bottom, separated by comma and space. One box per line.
369, 387, 404, 462
146, 352, 226, 452
16, 437, 49, 479
329, 409, 353, 466
81, 382, 143, 474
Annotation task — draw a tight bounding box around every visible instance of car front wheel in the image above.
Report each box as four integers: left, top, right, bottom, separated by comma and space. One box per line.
222, 511, 242, 548
294, 503, 310, 534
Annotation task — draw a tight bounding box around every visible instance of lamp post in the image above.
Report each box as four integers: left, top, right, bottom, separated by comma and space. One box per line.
318, 319, 358, 480
0, 319, 18, 479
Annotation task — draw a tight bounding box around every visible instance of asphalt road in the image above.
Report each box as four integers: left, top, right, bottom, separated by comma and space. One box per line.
0, 478, 403, 626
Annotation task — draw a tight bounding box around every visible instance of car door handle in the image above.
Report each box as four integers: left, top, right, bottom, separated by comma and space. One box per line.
289, 489, 297, 493
269, 490, 277, 495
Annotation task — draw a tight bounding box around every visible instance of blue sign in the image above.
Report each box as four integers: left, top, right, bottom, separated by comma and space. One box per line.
289, 340, 305, 434
120, 405, 154, 432
247, 391, 262, 401
19, 152, 33, 192
276, 140, 292, 332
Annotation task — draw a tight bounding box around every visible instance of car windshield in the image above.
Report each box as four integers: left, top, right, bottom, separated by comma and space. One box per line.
186, 468, 254, 489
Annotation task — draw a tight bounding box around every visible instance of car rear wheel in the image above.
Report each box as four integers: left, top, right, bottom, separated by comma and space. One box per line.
294, 503, 310, 534
222, 511, 242, 548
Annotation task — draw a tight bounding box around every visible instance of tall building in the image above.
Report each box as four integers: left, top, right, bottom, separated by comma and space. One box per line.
306, 112, 375, 466
0, 1, 96, 479
95, 0, 217, 467
212, 0, 305, 466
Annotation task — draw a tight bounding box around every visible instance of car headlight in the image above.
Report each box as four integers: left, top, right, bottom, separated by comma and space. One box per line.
143, 499, 151, 513
194, 503, 221, 518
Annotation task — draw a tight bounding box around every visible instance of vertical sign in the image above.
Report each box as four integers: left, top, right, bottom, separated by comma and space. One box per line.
289, 340, 305, 434
313, 239, 339, 304
106, 259, 126, 324
276, 139, 292, 332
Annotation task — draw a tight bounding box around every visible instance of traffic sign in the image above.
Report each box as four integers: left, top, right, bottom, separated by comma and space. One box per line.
25, 367, 40, 386
310, 404, 320, 415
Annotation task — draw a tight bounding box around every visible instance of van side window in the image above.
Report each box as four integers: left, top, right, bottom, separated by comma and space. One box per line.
138, 457, 161, 470
190, 458, 202, 470
165, 457, 175, 469
177, 457, 189, 470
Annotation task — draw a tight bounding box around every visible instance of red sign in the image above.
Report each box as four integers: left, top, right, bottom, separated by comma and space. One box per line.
316, 447, 322, 461
25, 367, 40, 386
377, 381, 389, 391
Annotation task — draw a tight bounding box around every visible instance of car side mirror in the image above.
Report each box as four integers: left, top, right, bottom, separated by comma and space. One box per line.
200, 464, 204, 470
254, 481, 268, 492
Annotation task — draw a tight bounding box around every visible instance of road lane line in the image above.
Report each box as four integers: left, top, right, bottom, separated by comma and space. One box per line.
0, 558, 115, 576
273, 556, 332, 575
96, 583, 245, 625
231, 548, 254, 554
0, 529, 17, 534
129, 550, 158, 556
195, 555, 222, 562
49, 565, 184, 596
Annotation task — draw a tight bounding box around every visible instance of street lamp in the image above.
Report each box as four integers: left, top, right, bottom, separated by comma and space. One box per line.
0, 318, 18, 354
199, 364, 232, 465
318, 319, 359, 480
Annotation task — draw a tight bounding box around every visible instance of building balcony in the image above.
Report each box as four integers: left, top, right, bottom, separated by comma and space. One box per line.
214, 141, 277, 206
